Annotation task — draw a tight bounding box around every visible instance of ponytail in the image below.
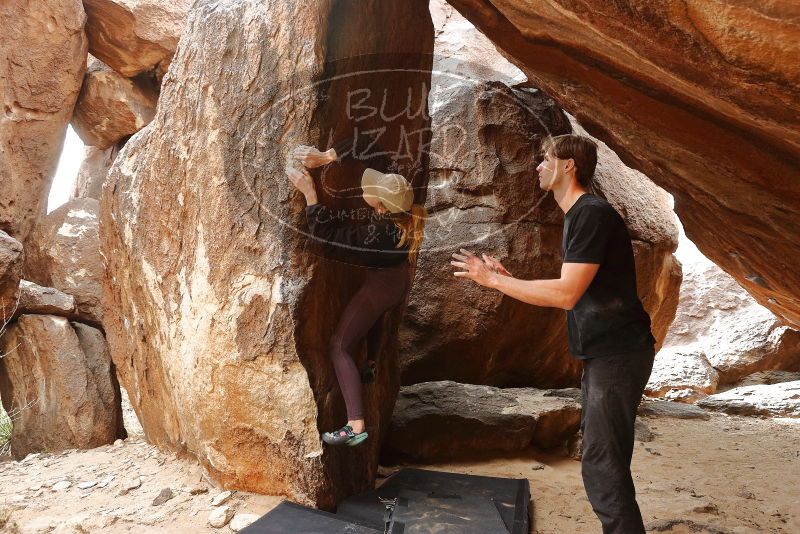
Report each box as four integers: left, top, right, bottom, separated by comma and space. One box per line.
393, 204, 427, 264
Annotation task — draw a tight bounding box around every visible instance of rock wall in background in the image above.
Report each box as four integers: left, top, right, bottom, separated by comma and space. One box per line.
0, 0, 88, 244
445, 0, 800, 328
24, 198, 104, 326
72, 144, 122, 201
399, 4, 680, 388
647, 249, 800, 402
0, 315, 124, 459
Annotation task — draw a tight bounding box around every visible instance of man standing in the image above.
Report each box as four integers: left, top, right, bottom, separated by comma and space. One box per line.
451, 134, 656, 533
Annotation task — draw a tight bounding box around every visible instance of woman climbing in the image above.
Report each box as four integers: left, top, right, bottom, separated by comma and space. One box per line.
286, 134, 426, 446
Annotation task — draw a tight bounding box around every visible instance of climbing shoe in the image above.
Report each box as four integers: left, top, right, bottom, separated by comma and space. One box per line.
322, 425, 369, 447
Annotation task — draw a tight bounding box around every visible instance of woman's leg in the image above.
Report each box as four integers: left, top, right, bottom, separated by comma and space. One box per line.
328, 266, 410, 431
329, 286, 382, 430
366, 314, 385, 363
363, 265, 411, 374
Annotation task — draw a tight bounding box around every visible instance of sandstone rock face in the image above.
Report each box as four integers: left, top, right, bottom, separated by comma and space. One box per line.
400, 81, 576, 388
697, 381, 800, 418
100, 0, 433, 507
429, 0, 524, 86
83, 0, 193, 77
731, 370, 800, 389
72, 145, 121, 200
445, 0, 800, 328
664, 257, 800, 386
637, 398, 710, 420
0, 0, 88, 244
384, 381, 581, 461
72, 58, 158, 148
17, 280, 76, 317
0, 230, 24, 318
645, 347, 719, 403
400, 83, 680, 388
0, 315, 123, 459
24, 198, 103, 325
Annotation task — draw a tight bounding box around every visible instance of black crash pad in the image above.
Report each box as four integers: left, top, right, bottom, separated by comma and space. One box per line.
387, 488, 509, 533
336, 468, 530, 534
240, 468, 531, 534
239, 501, 382, 534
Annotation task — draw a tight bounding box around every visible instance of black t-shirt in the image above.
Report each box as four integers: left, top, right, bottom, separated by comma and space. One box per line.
305, 204, 408, 268
562, 193, 655, 359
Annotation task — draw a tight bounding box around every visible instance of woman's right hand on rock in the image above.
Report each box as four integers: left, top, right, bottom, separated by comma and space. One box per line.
292, 145, 336, 169
286, 166, 318, 205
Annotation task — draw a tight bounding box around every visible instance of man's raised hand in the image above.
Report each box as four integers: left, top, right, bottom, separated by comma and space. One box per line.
451, 248, 497, 287
482, 254, 512, 277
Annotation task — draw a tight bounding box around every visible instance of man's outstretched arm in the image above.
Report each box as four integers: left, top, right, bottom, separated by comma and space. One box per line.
451, 249, 599, 310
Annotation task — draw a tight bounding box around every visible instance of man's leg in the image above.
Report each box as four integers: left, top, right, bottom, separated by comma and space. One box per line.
580, 349, 655, 534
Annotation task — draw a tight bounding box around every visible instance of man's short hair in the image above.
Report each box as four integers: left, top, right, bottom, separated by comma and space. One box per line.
541, 134, 598, 189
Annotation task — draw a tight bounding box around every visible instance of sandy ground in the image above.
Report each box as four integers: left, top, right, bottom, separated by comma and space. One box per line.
402, 411, 800, 533
1, 410, 798, 533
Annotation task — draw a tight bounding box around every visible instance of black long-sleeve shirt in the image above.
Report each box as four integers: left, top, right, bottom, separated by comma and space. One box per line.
304, 130, 408, 268
305, 203, 408, 268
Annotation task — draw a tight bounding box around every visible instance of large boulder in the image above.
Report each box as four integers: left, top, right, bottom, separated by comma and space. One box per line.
445, 0, 800, 328
664, 257, 800, 386
0, 315, 123, 459
697, 381, 800, 418
0, 231, 24, 318
100, 0, 433, 508
24, 198, 103, 325
71, 57, 158, 148
384, 381, 581, 461
645, 346, 719, 403
72, 144, 122, 200
82, 0, 193, 77
400, 81, 577, 387
429, 0, 524, 85
0, 0, 88, 244
400, 83, 680, 388
16, 280, 76, 317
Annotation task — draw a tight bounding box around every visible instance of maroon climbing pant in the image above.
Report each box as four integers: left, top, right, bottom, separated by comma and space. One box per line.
329, 262, 411, 420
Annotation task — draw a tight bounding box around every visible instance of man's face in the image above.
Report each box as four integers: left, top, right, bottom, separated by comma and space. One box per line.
536, 151, 570, 191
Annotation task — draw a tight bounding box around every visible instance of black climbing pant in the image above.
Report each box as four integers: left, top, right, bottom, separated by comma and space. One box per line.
580, 347, 656, 534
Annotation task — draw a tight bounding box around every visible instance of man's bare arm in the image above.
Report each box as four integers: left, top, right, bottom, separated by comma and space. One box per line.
487, 263, 599, 310
451, 249, 599, 310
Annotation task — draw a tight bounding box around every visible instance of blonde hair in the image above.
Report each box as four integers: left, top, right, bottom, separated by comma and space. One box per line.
392, 204, 427, 264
